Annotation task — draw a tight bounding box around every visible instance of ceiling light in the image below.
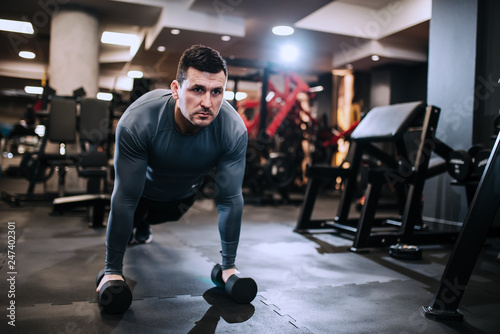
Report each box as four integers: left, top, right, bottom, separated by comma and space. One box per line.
116, 77, 134, 91
309, 86, 324, 93
272, 25, 294, 36
157, 45, 166, 52
0, 19, 34, 34
171, 29, 180, 35
24, 86, 43, 94
224, 91, 234, 100
280, 44, 299, 62
265, 91, 275, 102
127, 70, 143, 78
371, 55, 380, 61
101, 31, 139, 47
97, 92, 113, 101
235, 92, 247, 101
19, 51, 35, 59
221, 35, 231, 42
224, 91, 248, 101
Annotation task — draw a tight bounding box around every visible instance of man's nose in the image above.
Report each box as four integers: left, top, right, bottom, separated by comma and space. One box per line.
200, 92, 212, 108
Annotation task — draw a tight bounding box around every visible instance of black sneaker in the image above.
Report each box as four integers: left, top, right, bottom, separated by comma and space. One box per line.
135, 230, 152, 244
135, 222, 152, 244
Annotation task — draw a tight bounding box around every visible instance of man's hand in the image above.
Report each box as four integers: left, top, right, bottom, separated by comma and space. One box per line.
96, 274, 124, 293
222, 268, 241, 283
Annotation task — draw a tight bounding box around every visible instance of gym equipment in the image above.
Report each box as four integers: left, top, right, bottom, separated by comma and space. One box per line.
19, 152, 55, 182
262, 153, 296, 189
447, 144, 490, 181
295, 101, 458, 250
2, 97, 79, 204
447, 150, 472, 181
423, 131, 500, 321
240, 70, 323, 204
95, 269, 132, 314
210, 264, 258, 304
473, 148, 491, 176
52, 98, 112, 227
389, 243, 422, 260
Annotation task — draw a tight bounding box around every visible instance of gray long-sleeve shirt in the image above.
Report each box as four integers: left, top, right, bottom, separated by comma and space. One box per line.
105, 89, 247, 275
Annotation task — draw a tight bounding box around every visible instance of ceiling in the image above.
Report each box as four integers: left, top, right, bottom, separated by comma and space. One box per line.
0, 0, 431, 99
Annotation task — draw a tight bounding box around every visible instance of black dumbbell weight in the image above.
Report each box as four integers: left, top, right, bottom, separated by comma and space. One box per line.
389, 243, 422, 260
211, 264, 258, 304
473, 148, 491, 177
447, 150, 472, 181
95, 269, 132, 314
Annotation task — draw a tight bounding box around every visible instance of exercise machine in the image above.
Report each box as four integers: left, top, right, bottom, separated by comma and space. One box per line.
423, 131, 500, 320
294, 101, 458, 250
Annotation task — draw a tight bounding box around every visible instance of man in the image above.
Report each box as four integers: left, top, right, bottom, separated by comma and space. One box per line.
97, 45, 248, 293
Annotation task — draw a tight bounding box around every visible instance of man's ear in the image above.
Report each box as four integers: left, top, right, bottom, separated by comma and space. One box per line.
171, 80, 180, 99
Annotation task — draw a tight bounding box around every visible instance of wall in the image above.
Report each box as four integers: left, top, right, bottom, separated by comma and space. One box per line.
473, 0, 500, 148
423, 0, 480, 223
369, 63, 427, 110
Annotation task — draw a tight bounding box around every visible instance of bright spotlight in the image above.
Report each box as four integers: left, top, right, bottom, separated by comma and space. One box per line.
280, 44, 298, 63
127, 70, 143, 78
272, 25, 294, 36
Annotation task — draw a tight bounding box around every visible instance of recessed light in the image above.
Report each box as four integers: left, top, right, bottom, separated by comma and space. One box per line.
221, 35, 231, 41
171, 29, 180, 35
157, 45, 166, 52
101, 31, 139, 47
19, 51, 35, 59
272, 25, 294, 36
97, 92, 113, 101
280, 44, 298, 62
127, 70, 143, 78
371, 55, 380, 61
25, 86, 43, 94
0, 19, 34, 34
309, 86, 324, 93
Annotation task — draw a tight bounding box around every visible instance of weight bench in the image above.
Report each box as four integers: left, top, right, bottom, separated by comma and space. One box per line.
1, 98, 79, 206
53, 98, 111, 227
295, 101, 456, 250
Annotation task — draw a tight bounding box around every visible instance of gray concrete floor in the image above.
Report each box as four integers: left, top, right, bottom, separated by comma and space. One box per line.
1, 174, 500, 333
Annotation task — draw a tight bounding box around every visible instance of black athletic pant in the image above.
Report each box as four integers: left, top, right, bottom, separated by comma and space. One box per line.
133, 194, 196, 228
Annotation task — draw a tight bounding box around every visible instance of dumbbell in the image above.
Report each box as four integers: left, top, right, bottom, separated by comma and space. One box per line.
95, 269, 132, 314
447, 144, 490, 181
447, 150, 472, 181
389, 243, 422, 260
211, 264, 258, 304
473, 148, 491, 177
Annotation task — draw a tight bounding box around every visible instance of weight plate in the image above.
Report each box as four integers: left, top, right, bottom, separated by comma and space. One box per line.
447, 150, 472, 181
473, 149, 491, 177
389, 243, 422, 260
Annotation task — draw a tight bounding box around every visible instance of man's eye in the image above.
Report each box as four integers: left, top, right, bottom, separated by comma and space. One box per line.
193, 87, 202, 93
212, 89, 221, 95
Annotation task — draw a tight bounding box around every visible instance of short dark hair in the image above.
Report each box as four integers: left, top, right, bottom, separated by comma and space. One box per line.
176, 45, 227, 85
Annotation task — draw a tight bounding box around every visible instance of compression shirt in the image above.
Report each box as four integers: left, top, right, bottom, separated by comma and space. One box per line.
105, 89, 248, 275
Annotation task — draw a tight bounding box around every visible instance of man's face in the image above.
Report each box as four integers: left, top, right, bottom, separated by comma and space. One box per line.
171, 67, 227, 130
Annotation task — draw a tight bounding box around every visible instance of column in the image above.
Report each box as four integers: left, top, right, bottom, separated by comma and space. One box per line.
49, 8, 99, 97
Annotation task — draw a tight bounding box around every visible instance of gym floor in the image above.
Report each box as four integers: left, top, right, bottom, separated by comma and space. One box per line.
1, 174, 500, 334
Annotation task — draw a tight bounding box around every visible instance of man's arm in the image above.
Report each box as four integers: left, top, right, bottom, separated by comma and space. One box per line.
105, 124, 148, 275
215, 131, 248, 270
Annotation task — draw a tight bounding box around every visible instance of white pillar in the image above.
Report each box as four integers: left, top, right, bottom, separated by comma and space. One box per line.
49, 8, 99, 97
